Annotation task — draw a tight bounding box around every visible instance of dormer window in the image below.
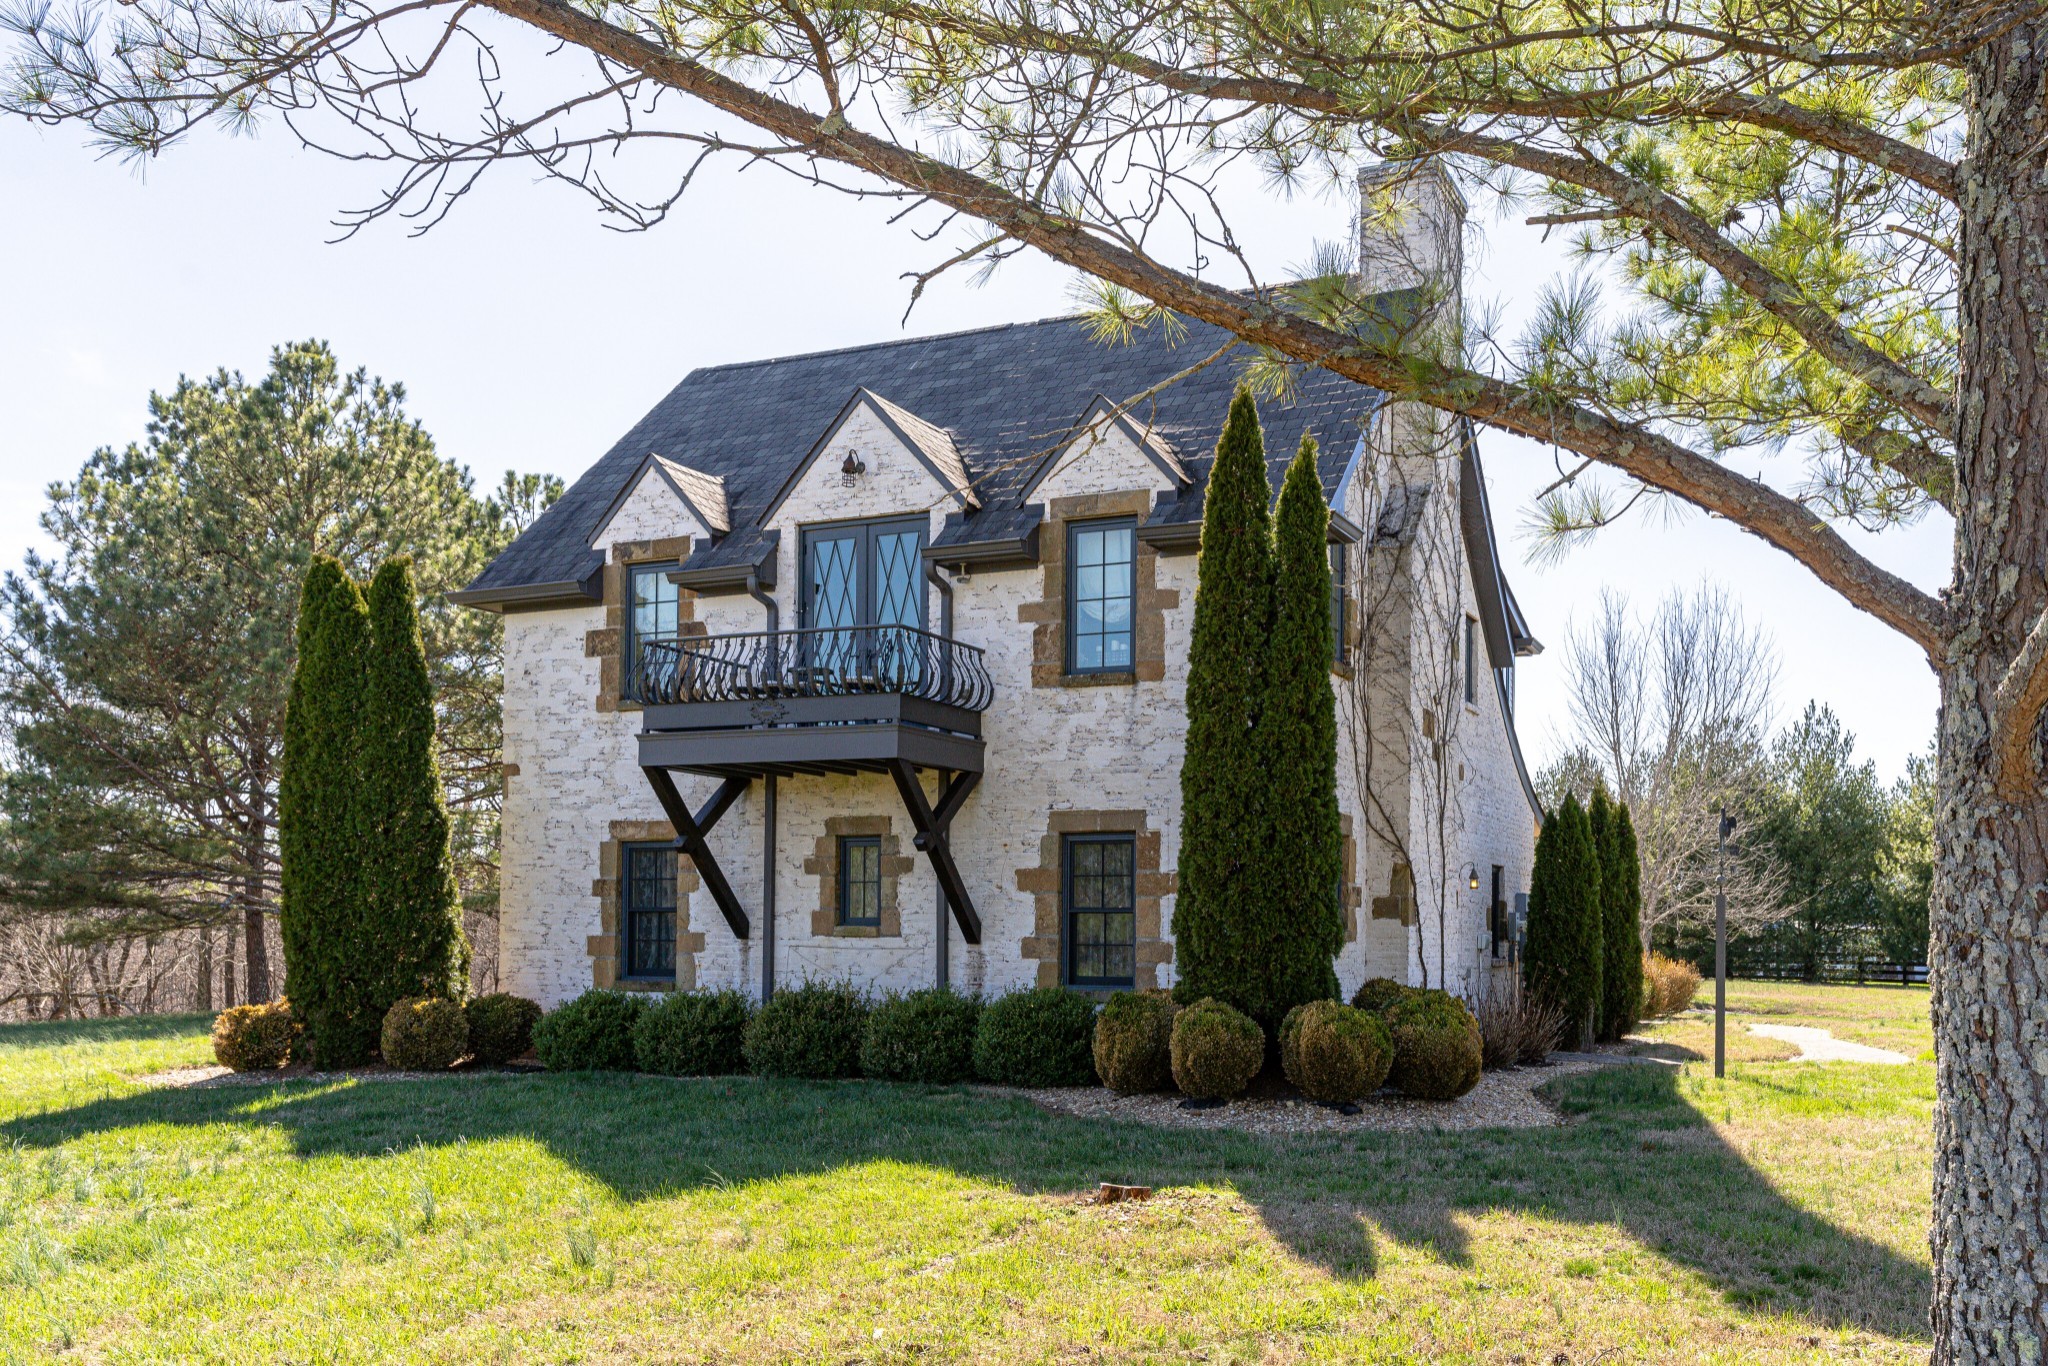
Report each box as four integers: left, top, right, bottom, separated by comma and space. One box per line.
1066, 519, 1137, 675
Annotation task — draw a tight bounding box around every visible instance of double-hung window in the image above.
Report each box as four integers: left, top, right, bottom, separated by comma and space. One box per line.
837, 836, 883, 928
1063, 833, 1136, 988
620, 842, 678, 981
1066, 519, 1136, 675
624, 562, 681, 702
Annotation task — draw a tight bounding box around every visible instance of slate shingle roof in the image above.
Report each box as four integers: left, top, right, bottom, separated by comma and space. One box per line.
458, 307, 1400, 606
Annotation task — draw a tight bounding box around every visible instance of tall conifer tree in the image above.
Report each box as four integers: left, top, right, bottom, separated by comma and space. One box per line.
363, 557, 470, 1007
1173, 387, 1275, 1017
279, 556, 375, 1063
1524, 793, 1604, 1048
1243, 434, 1344, 1024
1601, 802, 1645, 1040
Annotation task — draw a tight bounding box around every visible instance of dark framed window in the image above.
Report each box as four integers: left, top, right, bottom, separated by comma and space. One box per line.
1329, 542, 1349, 663
1063, 833, 1136, 987
799, 516, 928, 631
1066, 519, 1137, 675
837, 836, 883, 927
1463, 615, 1480, 706
1489, 865, 1508, 959
624, 562, 681, 702
621, 842, 677, 980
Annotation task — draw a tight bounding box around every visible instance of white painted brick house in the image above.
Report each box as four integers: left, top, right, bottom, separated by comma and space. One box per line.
457, 172, 1544, 1009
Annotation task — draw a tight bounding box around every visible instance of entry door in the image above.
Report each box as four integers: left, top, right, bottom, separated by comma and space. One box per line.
800, 518, 927, 686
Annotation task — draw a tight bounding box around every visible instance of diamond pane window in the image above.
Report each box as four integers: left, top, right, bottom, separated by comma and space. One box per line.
1066, 520, 1136, 675
1064, 834, 1136, 987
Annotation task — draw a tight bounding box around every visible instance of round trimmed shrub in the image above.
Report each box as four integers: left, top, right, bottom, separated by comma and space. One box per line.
1168, 997, 1264, 1101
1350, 977, 1418, 1014
465, 992, 542, 1065
860, 988, 982, 1083
743, 982, 870, 1079
973, 987, 1097, 1087
635, 989, 754, 1076
1280, 1001, 1392, 1104
1093, 990, 1180, 1094
381, 996, 469, 1071
212, 1000, 296, 1071
1384, 990, 1484, 1101
532, 989, 648, 1071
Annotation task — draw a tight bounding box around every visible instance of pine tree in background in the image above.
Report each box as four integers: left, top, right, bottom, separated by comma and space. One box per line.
1173, 387, 1277, 1018
1240, 434, 1345, 1026
1524, 793, 1604, 1048
279, 556, 375, 1064
1602, 802, 1645, 1040
363, 557, 470, 1009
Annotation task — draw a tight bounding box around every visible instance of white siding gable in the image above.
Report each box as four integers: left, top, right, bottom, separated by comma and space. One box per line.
1027, 405, 1188, 505
590, 461, 712, 550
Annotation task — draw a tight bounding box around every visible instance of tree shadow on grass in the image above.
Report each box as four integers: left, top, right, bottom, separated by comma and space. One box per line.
1, 1060, 1929, 1340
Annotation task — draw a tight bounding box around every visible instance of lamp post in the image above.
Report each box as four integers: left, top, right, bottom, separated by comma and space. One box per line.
1714, 808, 1736, 1079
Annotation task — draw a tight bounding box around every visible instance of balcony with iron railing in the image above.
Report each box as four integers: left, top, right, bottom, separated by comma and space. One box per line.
632, 624, 993, 780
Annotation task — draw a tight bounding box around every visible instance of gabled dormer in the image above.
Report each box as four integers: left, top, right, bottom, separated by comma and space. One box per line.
589, 453, 731, 551
758, 388, 978, 529
1022, 396, 1192, 505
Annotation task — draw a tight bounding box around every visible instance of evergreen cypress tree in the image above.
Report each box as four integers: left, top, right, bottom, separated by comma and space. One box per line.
1586, 787, 1615, 1035
1241, 434, 1344, 1025
363, 557, 470, 1010
279, 556, 375, 1064
1523, 793, 1604, 1048
1173, 387, 1276, 1019
1601, 802, 1645, 1040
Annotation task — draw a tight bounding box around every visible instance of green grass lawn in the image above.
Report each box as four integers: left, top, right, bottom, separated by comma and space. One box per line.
0, 1005, 1933, 1364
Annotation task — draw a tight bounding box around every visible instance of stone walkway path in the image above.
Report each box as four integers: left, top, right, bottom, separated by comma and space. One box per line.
1746, 1023, 1914, 1064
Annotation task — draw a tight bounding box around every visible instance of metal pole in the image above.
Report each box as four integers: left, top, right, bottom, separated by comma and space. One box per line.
761, 774, 777, 1004
1714, 807, 1729, 1079
936, 773, 951, 992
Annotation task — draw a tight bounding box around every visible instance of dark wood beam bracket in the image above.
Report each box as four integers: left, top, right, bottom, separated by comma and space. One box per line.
887, 760, 982, 944
642, 767, 753, 938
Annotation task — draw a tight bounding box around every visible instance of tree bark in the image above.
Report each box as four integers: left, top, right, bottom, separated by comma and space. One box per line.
1936, 22, 2048, 1359
242, 814, 271, 1002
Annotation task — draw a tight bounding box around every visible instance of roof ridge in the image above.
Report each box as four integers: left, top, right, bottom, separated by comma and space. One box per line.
677, 313, 1087, 380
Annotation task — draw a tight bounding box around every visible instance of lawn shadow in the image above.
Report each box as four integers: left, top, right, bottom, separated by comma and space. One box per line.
2, 1060, 1928, 1340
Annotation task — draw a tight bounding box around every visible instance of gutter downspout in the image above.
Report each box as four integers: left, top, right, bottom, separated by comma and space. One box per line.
750, 569, 778, 1003
926, 561, 954, 991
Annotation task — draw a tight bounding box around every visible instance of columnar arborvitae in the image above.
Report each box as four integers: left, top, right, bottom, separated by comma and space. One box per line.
279, 556, 375, 1064
1173, 387, 1277, 1018
1241, 434, 1344, 1026
1586, 788, 1618, 1039
363, 557, 469, 1008
1524, 792, 1604, 1048
1601, 801, 1645, 1040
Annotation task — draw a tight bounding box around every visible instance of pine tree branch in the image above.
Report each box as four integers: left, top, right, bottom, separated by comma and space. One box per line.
477, 0, 1951, 660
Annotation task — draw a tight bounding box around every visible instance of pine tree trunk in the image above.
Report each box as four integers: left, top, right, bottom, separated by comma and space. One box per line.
1936, 23, 2048, 1359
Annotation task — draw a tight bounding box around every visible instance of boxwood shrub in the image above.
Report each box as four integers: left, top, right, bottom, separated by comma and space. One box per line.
1092, 991, 1179, 1094
1168, 997, 1264, 1100
743, 981, 870, 1079
635, 989, 754, 1076
532, 989, 648, 1072
211, 1000, 297, 1072
1350, 977, 1419, 1014
973, 987, 1096, 1087
860, 988, 982, 1083
1279, 1000, 1392, 1103
464, 992, 543, 1066
1385, 990, 1484, 1100
381, 997, 469, 1071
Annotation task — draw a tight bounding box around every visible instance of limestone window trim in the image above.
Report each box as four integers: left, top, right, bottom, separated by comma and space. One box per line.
1340, 814, 1363, 943
588, 819, 704, 992
806, 816, 915, 939
1015, 809, 1175, 989
585, 535, 701, 714
1018, 492, 1178, 689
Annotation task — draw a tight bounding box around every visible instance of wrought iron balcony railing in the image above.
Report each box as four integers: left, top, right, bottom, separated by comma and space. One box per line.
631, 624, 995, 714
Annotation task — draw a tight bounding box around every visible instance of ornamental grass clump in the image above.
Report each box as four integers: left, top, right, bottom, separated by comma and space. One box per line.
635, 989, 754, 1076
464, 992, 542, 1065
860, 988, 982, 1083
380, 997, 468, 1071
1642, 953, 1704, 1018
1350, 977, 1418, 1014
1279, 1000, 1392, 1104
532, 989, 647, 1072
1385, 990, 1484, 1101
1092, 990, 1180, 1094
743, 982, 869, 1079
211, 1000, 297, 1071
1475, 983, 1567, 1070
973, 987, 1097, 1087
1168, 997, 1264, 1101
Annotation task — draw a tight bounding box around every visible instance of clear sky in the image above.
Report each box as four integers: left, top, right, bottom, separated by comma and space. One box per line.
0, 113, 1949, 784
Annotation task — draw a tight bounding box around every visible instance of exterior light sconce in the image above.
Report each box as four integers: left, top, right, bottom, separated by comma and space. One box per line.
1467, 865, 1480, 890
839, 450, 867, 486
